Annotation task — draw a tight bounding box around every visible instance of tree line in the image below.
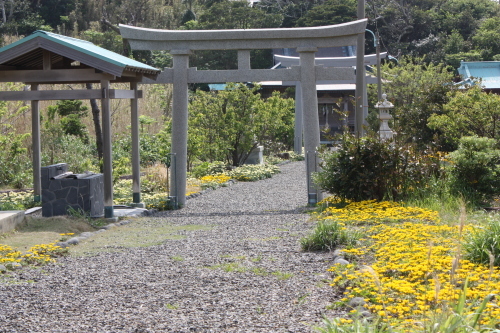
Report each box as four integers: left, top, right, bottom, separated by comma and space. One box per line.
2, 0, 500, 69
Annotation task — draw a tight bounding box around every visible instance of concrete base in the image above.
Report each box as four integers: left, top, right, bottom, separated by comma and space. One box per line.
130, 202, 146, 208
113, 207, 149, 217
0, 211, 25, 234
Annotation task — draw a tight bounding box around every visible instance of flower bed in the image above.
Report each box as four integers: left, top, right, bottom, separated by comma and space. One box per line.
313, 197, 500, 330
0, 242, 68, 271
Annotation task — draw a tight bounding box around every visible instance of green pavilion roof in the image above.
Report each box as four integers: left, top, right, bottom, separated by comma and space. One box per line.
0, 30, 160, 77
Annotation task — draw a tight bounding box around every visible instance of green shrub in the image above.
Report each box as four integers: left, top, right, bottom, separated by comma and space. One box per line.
41, 135, 98, 174
227, 164, 280, 181
447, 136, 500, 206
0, 133, 33, 189
191, 161, 227, 179
300, 220, 362, 252
313, 135, 440, 201
464, 216, 500, 266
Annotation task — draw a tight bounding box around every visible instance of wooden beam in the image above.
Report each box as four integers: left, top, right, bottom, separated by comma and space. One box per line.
0, 89, 103, 101
109, 89, 143, 99
0, 89, 143, 101
43, 50, 52, 70
0, 68, 116, 83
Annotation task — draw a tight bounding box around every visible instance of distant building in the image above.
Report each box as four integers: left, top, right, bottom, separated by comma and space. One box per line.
457, 61, 500, 94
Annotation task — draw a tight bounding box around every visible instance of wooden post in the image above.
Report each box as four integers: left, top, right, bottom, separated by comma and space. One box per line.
31, 84, 41, 202
130, 81, 144, 207
101, 79, 114, 218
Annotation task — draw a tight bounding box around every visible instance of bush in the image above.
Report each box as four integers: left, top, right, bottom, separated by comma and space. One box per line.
300, 220, 361, 252
0, 133, 33, 189
227, 164, 280, 181
191, 161, 227, 179
447, 136, 500, 206
464, 216, 500, 266
42, 134, 98, 174
313, 135, 440, 202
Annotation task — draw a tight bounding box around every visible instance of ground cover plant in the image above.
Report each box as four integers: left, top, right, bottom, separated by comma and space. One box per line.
0, 242, 67, 271
308, 197, 500, 331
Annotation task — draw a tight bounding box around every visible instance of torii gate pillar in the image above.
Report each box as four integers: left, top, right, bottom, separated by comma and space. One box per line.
298, 48, 322, 204
171, 50, 191, 208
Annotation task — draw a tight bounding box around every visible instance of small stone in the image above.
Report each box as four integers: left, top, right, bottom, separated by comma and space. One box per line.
333, 257, 349, 265
347, 297, 366, 308
358, 310, 373, 319
66, 237, 80, 245
332, 249, 344, 259
11, 262, 22, 270
55, 242, 69, 248
79, 232, 94, 238
0, 264, 6, 272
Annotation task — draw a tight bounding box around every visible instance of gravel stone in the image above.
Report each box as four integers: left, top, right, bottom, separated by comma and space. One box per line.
333, 258, 350, 265
332, 249, 344, 259
66, 237, 80, 245
347, 296, 366, 308
0, 161, 347, 332
78, 232, 94, 239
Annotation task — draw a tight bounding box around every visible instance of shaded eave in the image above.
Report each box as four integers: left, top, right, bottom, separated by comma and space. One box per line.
0, 31, 160, 80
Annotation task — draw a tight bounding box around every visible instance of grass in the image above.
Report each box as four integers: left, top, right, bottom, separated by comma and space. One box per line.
2, 216, 96, 251
301, 220, 362, 252
69, 220, 212, 257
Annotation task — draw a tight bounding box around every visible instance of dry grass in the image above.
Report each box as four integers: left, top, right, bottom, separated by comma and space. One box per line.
1, 216, 96, 251
2, 82, 172, 140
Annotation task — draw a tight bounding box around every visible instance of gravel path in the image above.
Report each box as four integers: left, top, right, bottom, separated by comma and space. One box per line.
0, 161, 343, 332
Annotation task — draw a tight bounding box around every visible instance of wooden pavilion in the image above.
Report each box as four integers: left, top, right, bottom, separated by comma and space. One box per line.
0, 31, 160, 218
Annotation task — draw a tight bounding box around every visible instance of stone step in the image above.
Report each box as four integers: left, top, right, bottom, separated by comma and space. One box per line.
0, 210, 25, 234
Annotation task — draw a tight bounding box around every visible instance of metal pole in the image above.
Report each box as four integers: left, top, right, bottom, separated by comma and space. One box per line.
294, 81, 303, 155
355, 0, 366, 137
168, 153, 178, 209
376, 32, 382, 101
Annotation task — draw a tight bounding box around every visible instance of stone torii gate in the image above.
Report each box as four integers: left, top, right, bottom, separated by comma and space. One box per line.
120, 19, 367, 207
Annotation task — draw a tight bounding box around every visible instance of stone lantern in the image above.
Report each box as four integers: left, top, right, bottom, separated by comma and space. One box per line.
374, 93, 394, 140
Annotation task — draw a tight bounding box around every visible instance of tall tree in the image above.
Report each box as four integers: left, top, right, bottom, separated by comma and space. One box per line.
296, 0, 356, 27
378, 57, 455, 149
